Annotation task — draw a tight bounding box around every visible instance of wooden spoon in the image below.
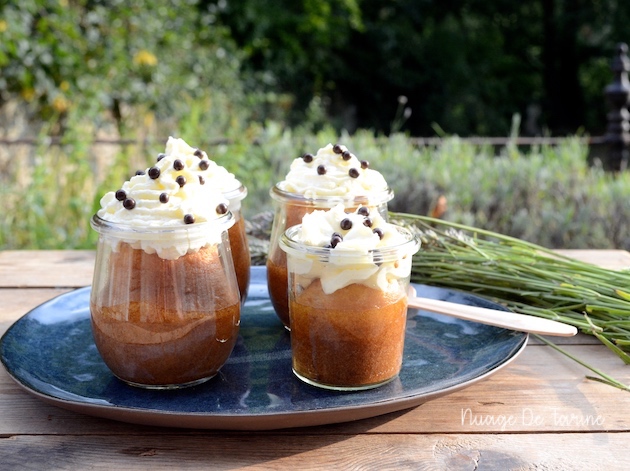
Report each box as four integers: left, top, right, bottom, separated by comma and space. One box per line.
407, 286, 577, 337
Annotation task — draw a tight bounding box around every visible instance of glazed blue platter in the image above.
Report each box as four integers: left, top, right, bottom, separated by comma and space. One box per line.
0, 267, 527, 430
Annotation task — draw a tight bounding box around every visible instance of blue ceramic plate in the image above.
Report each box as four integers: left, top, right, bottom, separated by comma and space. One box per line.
0, 267, 527, 430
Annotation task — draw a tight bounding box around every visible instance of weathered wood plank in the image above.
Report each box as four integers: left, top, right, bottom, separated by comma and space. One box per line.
0, 432, 628, 470
0, 250, 95, 288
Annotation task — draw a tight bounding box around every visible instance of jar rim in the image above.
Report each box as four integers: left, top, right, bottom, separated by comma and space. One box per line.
270, 184, 394, 207
91, 211, 235, 239
222, 182, 247, 203
280, 223, 419, 264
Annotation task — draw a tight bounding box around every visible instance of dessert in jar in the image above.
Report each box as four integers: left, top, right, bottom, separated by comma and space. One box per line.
280, 204, 420, 390
267, 143, 393, 329
90, 138, 241, 389
162, 137, 250, 302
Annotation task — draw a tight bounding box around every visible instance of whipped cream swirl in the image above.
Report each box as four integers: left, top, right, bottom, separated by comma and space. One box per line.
277, 143, 389, 199
282, 204, 419, 294
96, 137, 234, 259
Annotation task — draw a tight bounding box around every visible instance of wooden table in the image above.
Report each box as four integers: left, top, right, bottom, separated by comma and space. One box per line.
1, 250, 630, 470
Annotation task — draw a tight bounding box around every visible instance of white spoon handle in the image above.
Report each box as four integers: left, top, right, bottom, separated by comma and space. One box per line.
407, 296, 578, 337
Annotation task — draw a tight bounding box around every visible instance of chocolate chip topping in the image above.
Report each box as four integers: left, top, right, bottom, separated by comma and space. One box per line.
193, 149, 204, 158
341, 150, 351, 161
159, 192, 169, 203
340, 218, 352, 230
199, 160, 209, 171
357, 207, 370, 216
176, 175, 186, 187
216, 203, 228, 215
184, 214, 195, 224
317, 165, 326, 175
115, 189, 126, 201
148, 166, 160, 179
330, 232, 343, 248
363, 217, 373, 228
157, 153, 166, 162
373, 228, 384, 239
173, 159, 185, 171
198, 175, 205, 185
348, 168, 360, 178
360, 160, 369, 169
332, 144, 343, 154
123, 198, 136, 210
135, 170, 146, 176
302, 153, 314, 163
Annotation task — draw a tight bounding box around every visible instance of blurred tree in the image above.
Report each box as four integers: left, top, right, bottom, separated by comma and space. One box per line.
0, 0, 245, 136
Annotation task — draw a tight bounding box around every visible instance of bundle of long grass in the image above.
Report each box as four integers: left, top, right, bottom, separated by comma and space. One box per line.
392, 212, 630, 391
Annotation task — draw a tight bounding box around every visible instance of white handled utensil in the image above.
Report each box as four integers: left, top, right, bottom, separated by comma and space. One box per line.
407, 286, 578, 337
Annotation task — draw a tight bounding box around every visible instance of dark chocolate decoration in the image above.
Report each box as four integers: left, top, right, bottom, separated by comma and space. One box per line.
115, 189, 126, 201
332, 144, 343, 154
340, 218, 353, 230
317, 165, 326, 175
157, 153, 166, 161
199, 160, 209, 171
302, 153, 314, 163
148, 167, 160, 179
176, 176, 186, 187
342, 150, 351, 161
330, 232, 343, 248
184, 214, 195, 224
357, 207, 370, 216
360, 160, 369, 169
159, 193, 169, 203
216, 203, 228, 215
123, 198, 136, 210
198, 175, 205, 185
194, 149, 204, 158
135, 170, 145, 176
173, 159, 185, 171
349, 168, 360, 178
373, 228, 384, 239
363, 217, 373, 228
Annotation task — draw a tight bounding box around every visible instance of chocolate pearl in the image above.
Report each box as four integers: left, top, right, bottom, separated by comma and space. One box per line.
193, 148, 204, 158
349, 168, 360, 178
373, 228, 384, 239
330, 232, 343, 248
332, 144, 343, 154
199, 160, 209, 171
157, 153, 166, 161
357, 207, 370, 216
363, 217, 373, 228
135, 170, 145, 176
340, 218, 352, 230
361, 160, 369, 169
173, 159, 184, 171
198, 175, 205, 185
123, 198, 135, 210
184, 214, 195, 224
148, 166, 160, 179
115, 189, 126, 201
317, 165, 326, 175
341, 150, 351, 161
176, 175, 186, 187
216, 203, 228, 215
302, 153, 314, 163
159, 193, 169, 203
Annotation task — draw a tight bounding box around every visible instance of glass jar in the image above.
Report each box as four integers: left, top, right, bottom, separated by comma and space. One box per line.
266, 185, 394, 329
89, 212, 241, 389
280, 224, 419, 391
223, 183, 250, 303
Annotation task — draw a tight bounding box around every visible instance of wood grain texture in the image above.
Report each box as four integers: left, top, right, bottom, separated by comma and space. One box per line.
1, 433, 628, 470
